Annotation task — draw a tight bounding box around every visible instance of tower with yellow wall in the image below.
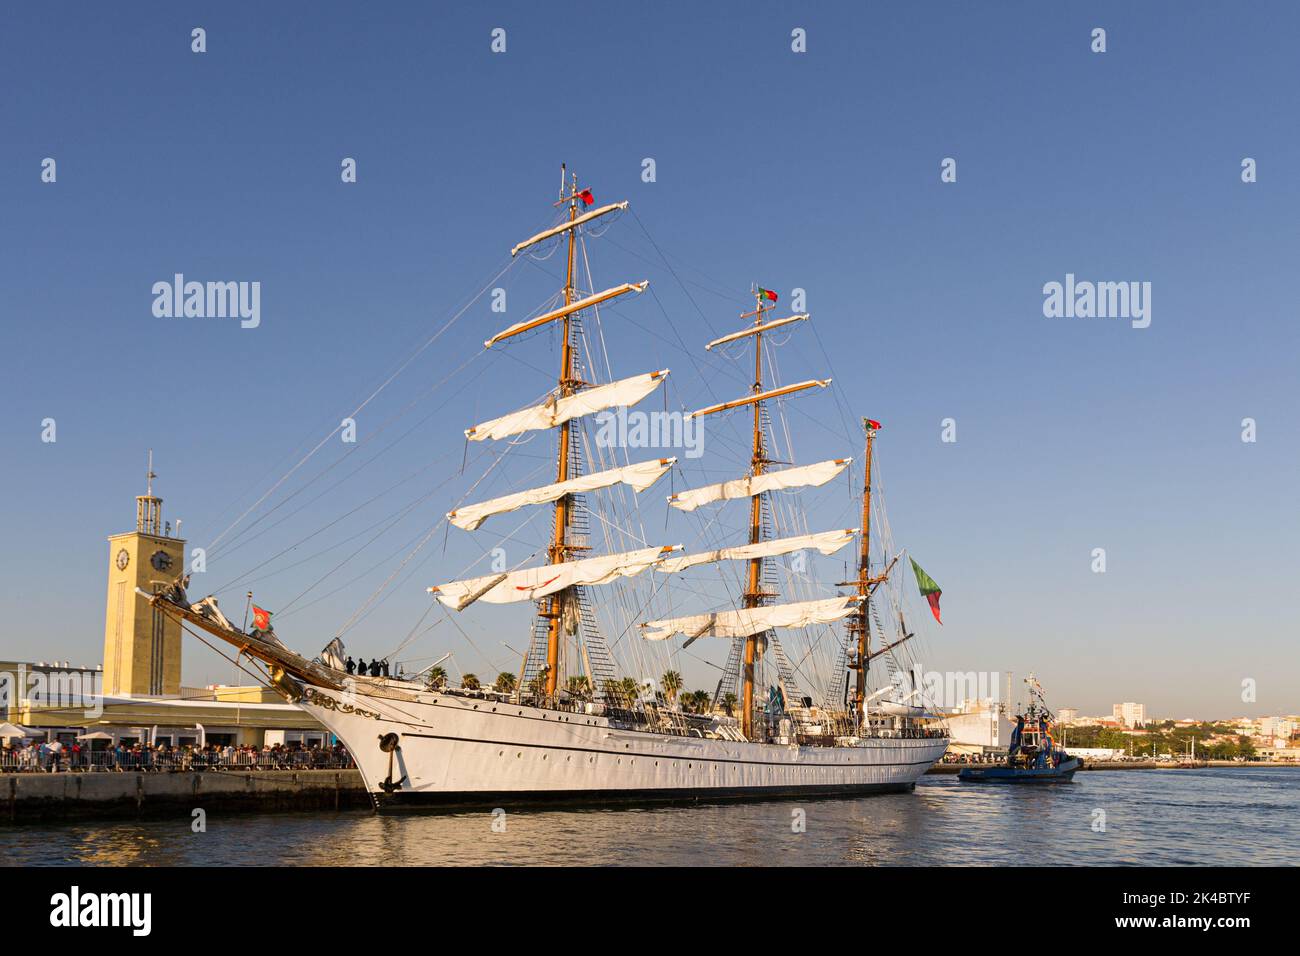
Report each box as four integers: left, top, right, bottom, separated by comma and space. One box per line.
102, 457, 185, 696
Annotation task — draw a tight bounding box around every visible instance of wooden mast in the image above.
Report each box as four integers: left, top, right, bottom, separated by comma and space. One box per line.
851, 418, 880, 722
543, 168, 582, 697
740, 289, 771, 740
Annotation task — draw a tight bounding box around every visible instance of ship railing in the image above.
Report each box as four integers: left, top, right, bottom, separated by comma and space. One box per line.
509, 691, 706, 736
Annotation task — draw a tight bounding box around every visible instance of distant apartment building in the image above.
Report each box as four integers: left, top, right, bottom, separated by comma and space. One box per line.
1057, 707, 1079, 724
1260, 716, 1297, 739
1112, 702, 1146, 728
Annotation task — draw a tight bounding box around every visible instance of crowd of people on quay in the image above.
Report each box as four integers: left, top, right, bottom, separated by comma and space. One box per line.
0, 739, 354, 773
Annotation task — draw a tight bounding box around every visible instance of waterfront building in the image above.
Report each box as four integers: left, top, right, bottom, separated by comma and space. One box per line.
0, 467, 330, 748
1057, 707, 1079, 724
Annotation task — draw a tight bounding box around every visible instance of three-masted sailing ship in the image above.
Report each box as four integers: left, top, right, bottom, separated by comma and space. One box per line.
144, 171, 949, 809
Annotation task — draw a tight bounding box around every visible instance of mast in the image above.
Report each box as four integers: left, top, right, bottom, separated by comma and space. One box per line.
543, 166, 582, 697
675, 289, 831, 739
740, 289, 772, 739
850, 419, 878, 722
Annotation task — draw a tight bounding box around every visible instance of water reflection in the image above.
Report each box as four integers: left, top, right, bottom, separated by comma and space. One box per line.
2, 768, 1296, 866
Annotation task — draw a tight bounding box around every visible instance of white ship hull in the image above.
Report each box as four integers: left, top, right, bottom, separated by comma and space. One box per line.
298, 684, 949, 811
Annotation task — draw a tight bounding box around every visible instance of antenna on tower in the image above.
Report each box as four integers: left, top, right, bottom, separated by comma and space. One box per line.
146, 449, 157, 497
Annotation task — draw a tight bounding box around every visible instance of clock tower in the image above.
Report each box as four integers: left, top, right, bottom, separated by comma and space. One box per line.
102, 453, 186, 697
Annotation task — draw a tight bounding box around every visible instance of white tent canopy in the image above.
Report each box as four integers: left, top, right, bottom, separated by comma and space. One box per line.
0, 722, 38, 740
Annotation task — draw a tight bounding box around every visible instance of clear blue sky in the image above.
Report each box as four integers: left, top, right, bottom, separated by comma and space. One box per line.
2, 2, 1296, 718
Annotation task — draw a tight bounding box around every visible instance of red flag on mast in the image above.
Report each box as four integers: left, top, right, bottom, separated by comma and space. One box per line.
251, 605, 273, 632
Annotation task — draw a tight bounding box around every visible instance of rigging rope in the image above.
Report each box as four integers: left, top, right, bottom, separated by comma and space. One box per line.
204, 255, 520, 553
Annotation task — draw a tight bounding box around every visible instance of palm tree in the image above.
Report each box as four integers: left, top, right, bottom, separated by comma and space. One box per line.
722, 692, 737, 717
690, 689, 711, 713
493, 672, 516, 693
427, 666, 448, 690
461, 673, 481, 691
661, 670, 683, 704
618, 676, 641, 705
566, 675, 591, 700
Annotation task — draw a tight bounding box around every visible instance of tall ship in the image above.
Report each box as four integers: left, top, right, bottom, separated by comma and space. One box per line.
144, 170, 949, 809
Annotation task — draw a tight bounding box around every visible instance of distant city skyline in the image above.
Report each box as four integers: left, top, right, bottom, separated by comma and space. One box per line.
2, 3, 1297, 716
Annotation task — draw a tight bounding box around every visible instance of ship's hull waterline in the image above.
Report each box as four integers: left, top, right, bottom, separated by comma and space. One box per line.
298, 684, 949, 812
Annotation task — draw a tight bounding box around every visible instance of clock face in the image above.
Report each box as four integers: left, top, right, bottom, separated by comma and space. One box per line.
115, 549, 130, 571
150, 550, 173, 572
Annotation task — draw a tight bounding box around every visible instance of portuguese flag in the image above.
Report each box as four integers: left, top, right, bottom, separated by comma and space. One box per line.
910, 558, 942, 624
251, 605, 273, 632
758, 287, 778, 303
865, 419, 882, 430
577, 188, 594, 206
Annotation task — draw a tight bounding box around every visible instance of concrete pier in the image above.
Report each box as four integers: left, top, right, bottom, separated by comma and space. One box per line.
3, 770, 369, 822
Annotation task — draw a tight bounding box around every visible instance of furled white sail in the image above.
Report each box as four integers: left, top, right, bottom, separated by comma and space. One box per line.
705, 314, 809, 351
466, 370, 669, 442
484, 282, 648, 348
449, 458, 676, 531
656, 528, 856, 573
511, 202, 629, 257
430, 545, 678, 610
667, 457, 851, 512
641, 595, 864, 642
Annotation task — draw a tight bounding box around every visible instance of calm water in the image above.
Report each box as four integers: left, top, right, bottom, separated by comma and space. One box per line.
3, 767, 1296, 866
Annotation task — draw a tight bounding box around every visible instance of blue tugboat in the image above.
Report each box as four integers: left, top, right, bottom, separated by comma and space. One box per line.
959, 676, 1082, 783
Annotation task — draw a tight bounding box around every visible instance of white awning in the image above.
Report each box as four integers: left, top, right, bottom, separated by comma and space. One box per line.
667, 458, 851, 512
449, 458, 676, 531
466, 369, 669, 442
641, 595, 864, 642
430, 545, 679, 610
656, 528, 856, 573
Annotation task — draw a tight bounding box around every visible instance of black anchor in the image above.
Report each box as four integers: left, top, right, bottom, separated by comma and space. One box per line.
378, 733, 407, 792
